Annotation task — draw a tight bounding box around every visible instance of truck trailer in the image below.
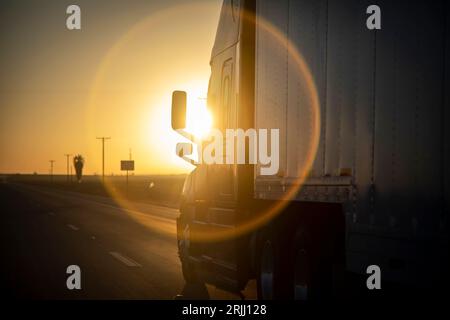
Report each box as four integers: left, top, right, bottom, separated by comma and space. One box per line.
171, 0, 449, 299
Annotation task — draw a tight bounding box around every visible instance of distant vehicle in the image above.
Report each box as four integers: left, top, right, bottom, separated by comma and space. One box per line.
171, 0, 449, 299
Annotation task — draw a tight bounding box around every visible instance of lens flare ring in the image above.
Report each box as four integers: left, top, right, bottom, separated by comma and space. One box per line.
86, 5, 321, 241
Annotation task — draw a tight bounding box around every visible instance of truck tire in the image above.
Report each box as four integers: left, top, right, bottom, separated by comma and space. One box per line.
291, 228, 312, 300
291, 227, 332, 300
256, 228, 290, 299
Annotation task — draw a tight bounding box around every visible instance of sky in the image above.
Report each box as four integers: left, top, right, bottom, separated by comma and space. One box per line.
0, 0, 222, 175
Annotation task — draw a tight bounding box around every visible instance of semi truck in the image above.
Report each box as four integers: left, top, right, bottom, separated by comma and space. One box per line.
171, 0, 449, 299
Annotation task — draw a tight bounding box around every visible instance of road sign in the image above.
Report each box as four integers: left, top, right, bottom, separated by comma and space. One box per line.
121, 160, 134, 171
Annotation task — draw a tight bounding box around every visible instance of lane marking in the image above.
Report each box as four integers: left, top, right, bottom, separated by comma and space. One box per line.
109, 251, 142, 267
67, 224, 79, 231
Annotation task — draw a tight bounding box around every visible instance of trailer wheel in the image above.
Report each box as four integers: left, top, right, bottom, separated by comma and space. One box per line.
292, 228, 312, 300
291, 227, 332, 300
256, 229, 290, 299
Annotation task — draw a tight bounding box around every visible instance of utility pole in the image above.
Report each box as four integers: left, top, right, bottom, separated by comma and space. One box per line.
96, 137, 111, 183
64, 154, 72, 183
49, 160, 55, 183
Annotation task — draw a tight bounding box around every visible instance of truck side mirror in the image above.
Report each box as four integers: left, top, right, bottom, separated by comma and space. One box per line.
171, 90, 187, 130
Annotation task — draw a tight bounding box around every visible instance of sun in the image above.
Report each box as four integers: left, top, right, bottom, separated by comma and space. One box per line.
185, 94, 212, 139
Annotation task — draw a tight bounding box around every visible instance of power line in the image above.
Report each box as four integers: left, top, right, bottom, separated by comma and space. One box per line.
96, 137, 111, 182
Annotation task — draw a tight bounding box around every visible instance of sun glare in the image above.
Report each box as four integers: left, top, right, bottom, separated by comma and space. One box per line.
185, 96, 212, 139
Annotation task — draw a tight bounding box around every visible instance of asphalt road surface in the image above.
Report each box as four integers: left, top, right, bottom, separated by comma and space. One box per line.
0, 182, 256, 300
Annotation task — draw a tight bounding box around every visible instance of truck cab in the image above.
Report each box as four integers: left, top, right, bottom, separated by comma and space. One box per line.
172, 0, 256, 293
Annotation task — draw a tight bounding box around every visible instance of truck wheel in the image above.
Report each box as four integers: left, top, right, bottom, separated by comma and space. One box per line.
292, 228, 312, 300
177, 224, 198, 283
292, 227, 332, 300
256, 229, 290, 299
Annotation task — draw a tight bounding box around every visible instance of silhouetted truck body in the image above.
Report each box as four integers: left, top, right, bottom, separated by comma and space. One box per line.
173, 0, 449, 299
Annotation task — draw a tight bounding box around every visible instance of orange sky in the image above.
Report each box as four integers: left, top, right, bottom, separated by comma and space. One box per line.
0, 0, 222, 175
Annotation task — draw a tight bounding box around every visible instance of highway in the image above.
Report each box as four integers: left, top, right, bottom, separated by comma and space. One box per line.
0, 182, 255, 299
